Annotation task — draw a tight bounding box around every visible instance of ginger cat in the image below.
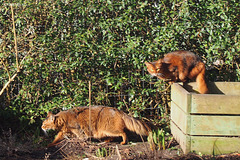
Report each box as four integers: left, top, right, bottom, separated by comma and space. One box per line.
41, 106, 153, 147
145, 50, 208, 94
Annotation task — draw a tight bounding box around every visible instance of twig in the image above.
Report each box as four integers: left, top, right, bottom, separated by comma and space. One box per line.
10, 4, 19, 72
89, 81, 92, 142
153, 102, 159, 109
0, 73, 18, 96
167, 137, 174, 149
0, 4, 29, 97
236, 62, 239, 70
51, 140, 69, 156
20, 48, 32, 65
83, 151, 99, 159
123, 99, 131, 114
115, 145, 122, 160
139, 134, 147, 148
158, 83, 171, 93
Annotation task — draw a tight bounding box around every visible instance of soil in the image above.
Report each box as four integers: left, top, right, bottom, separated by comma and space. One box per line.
1, 136, 240, 160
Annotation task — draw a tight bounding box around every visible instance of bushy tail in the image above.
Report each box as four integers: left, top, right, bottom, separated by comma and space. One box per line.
196, 62, 208, 94
122, 112, 155, 150
121, 113, 151, 136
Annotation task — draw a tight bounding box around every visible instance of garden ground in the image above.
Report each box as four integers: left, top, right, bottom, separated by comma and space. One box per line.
0, 130, 240, 160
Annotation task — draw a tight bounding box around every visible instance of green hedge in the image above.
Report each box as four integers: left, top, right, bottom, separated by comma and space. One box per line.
0, 0, 239, 124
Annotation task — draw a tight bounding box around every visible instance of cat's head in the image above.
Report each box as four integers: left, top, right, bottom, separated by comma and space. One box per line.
41, 112, 58, 135
145, 59, 169, 79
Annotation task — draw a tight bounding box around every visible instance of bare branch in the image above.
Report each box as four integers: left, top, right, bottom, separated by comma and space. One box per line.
10, 4, 20, 72
0, 73, 18, 96
0, 4, 23, 97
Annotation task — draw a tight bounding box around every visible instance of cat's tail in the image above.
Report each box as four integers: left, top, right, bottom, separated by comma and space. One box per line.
193, 62, 209, 94
122, 112, 150, 135
121, 112, 155, 149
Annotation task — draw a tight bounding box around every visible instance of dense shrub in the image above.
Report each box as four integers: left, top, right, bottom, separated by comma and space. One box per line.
0, 0, 239, 126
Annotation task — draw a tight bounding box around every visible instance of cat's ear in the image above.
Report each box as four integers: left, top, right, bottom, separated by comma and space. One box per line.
163, 57, 171, 64
47, 112, 56, 121
156, 59, 163, 64
47, 112, 54, 117
145, 61, 152, 67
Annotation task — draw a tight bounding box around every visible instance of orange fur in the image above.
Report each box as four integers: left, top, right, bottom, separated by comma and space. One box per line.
145, 50, 208, 94
41, 106, 152, 147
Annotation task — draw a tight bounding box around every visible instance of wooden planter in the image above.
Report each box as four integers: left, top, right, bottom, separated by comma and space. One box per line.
170, 82, 240, 155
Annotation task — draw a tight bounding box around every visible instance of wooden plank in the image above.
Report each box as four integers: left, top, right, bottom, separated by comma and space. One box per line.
208, 82, 240, 95
171, 82, 240, 155
190, 115, 240, 136
190, 136, 240, 155
171, 83, 191, 113
182, 82, 199, 93
170, 121, 191, 154
171, 102, 190, 134
184, 82, 240, 95
171, 120, 240, 155
191, 94, 240, 114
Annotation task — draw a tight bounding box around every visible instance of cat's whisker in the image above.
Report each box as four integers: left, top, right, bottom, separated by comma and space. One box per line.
157, 73, 165, 78
42, 128, 48, 136
150, 74, 157, 78
150, 73, 163, 77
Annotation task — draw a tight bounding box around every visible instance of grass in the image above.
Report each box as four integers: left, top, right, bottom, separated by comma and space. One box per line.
95, 147, 113, 158
152, 128, 166, 150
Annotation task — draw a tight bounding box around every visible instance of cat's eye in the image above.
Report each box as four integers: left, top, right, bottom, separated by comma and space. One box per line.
156, 68, 160, 72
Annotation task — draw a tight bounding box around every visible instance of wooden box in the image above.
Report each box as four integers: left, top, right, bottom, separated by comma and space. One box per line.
170, 82, 240, 155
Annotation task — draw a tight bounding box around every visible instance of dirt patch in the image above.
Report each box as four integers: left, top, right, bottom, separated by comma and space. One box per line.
1, 135, 240, 160
0, 135, 181, 159
56, 138, 181, 159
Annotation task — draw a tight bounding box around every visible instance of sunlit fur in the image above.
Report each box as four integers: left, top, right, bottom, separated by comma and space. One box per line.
145, 50, 208, 94
41, 106, 152, 147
